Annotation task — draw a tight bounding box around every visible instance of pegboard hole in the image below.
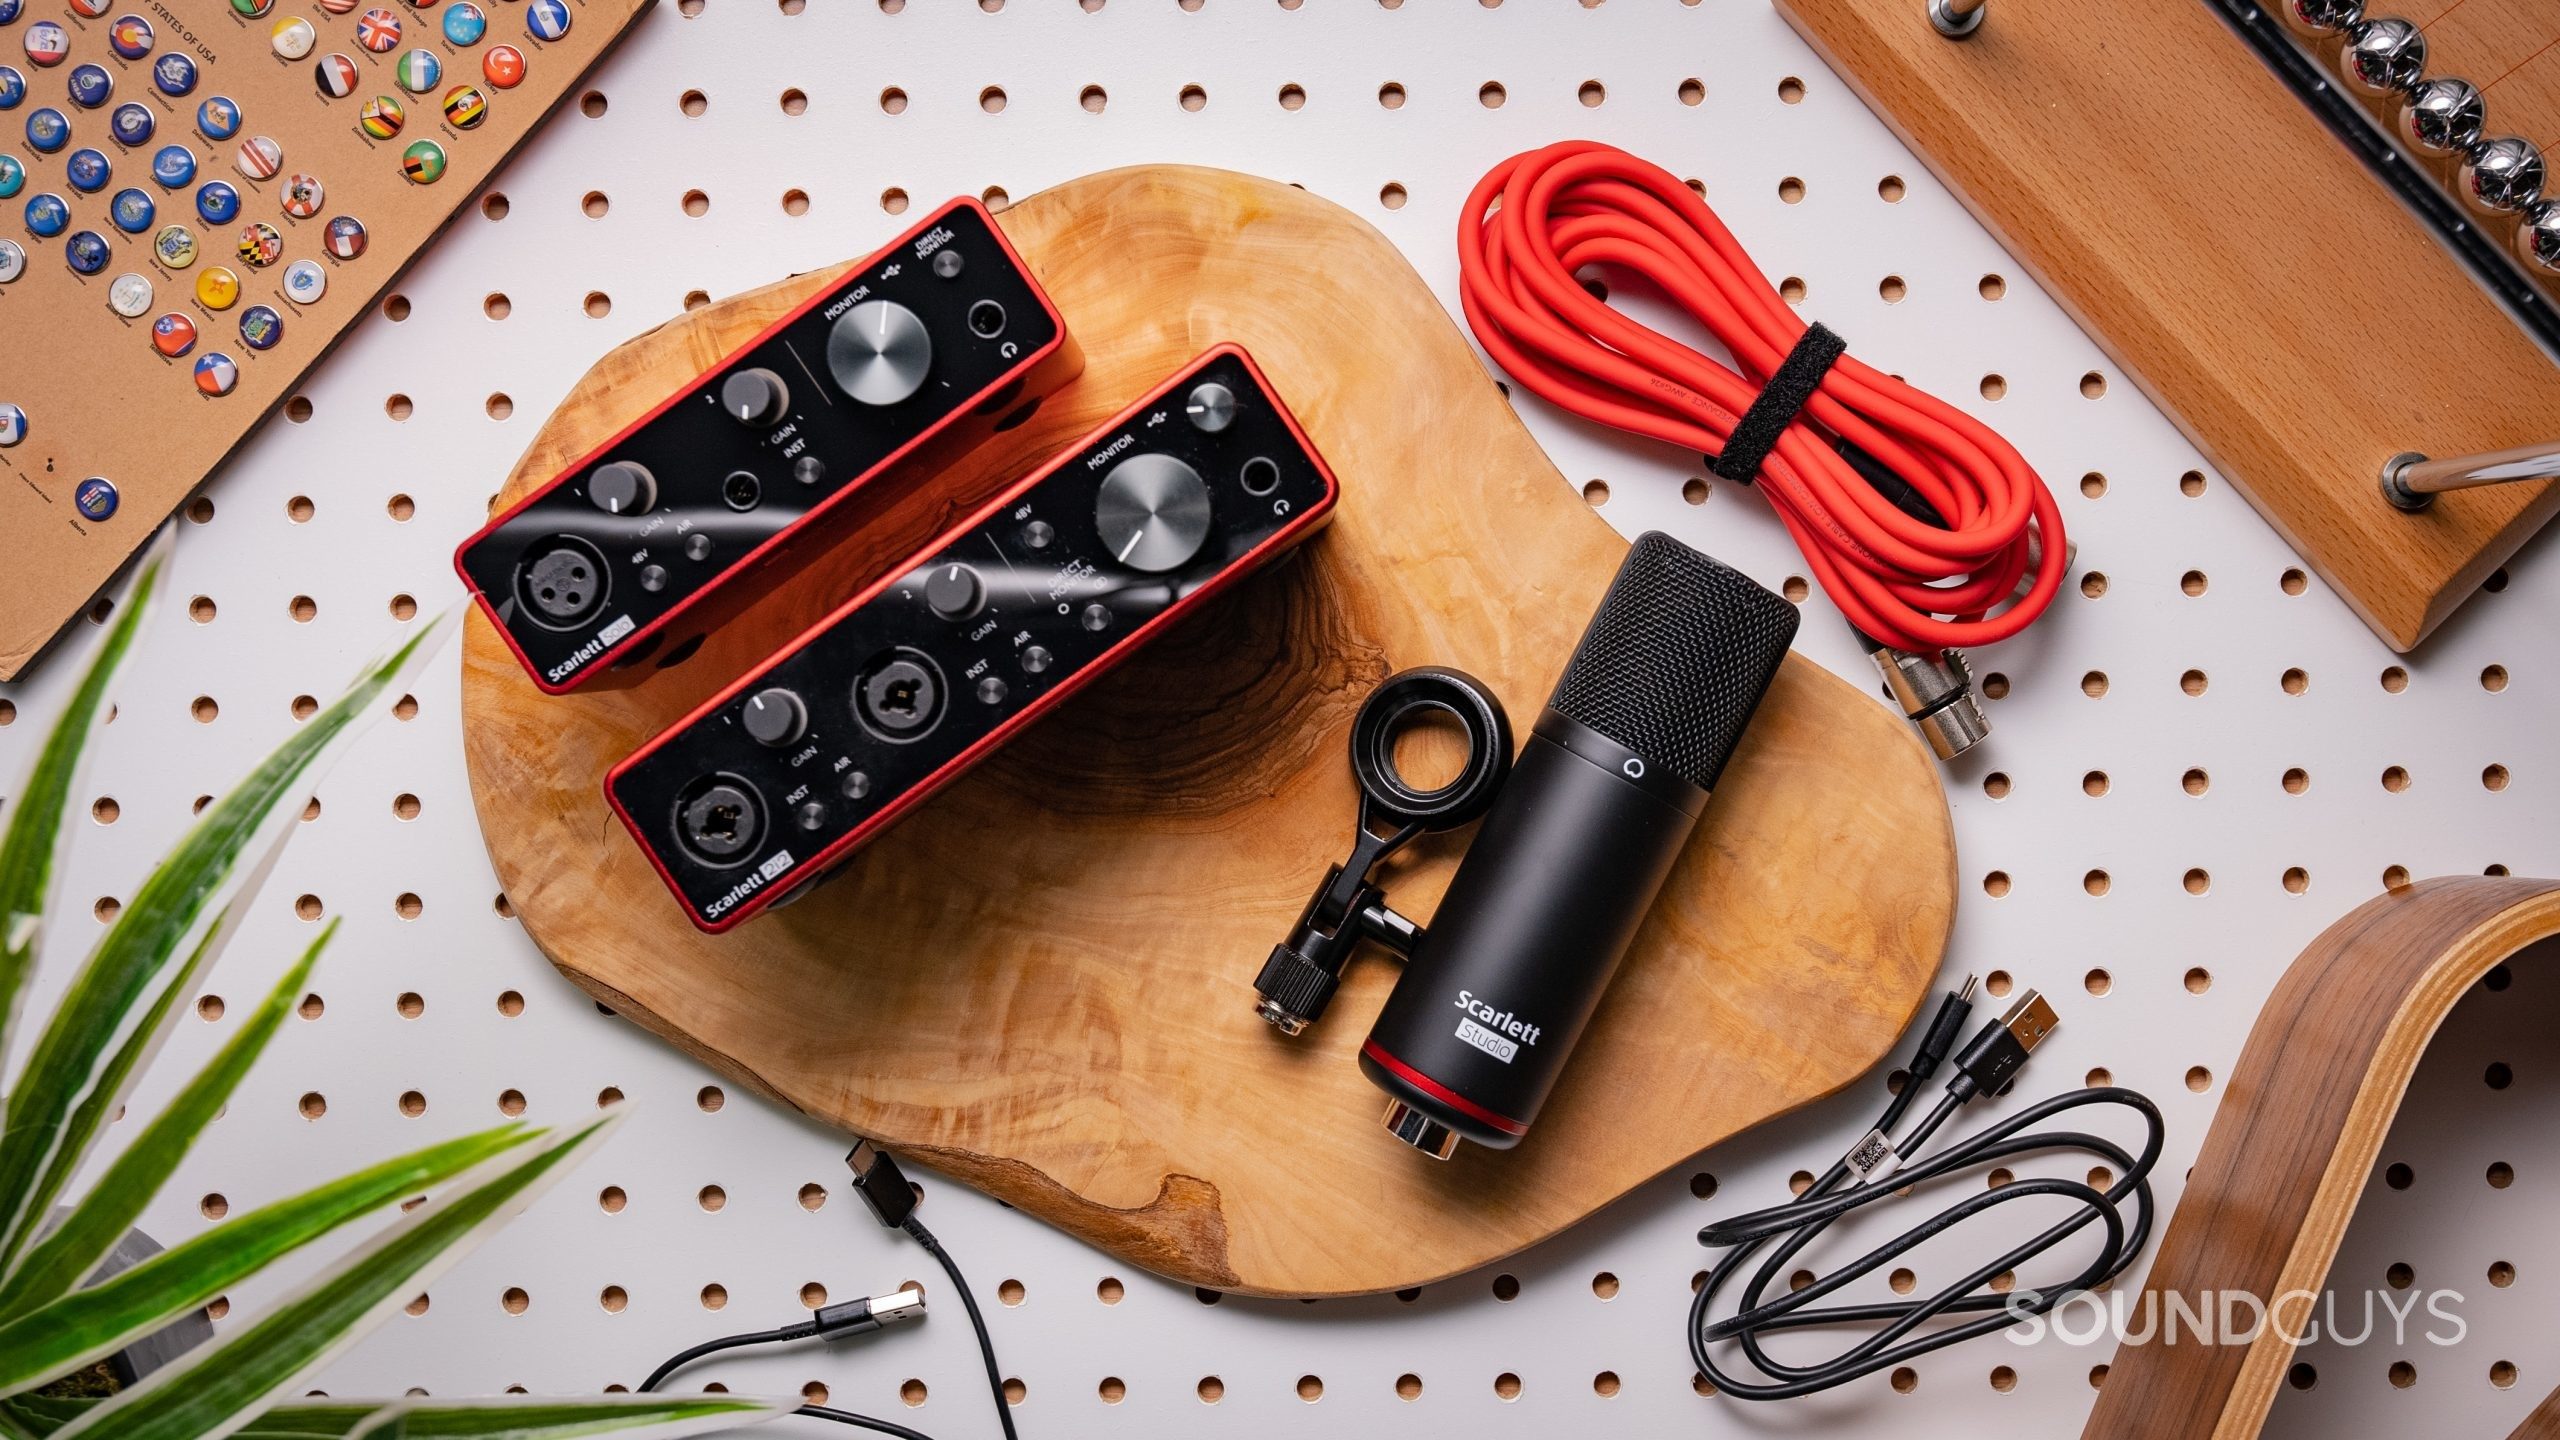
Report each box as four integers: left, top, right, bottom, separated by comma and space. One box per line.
783, 189, 811, 217
600, 1285, 628, 1314
2083, 870, 2111, 897
1097, 1377, 1125, 1404
2280, 668, 2308, 696
1180, 84, 1208, 111
2181, 768, 2209, 796
1097, 1276, 1125, 1304
2183, 868, 2210, 895
1878, 174, 1907, 202
2385, 1162, 2415, 1189
289, 595, 317, 623
599, 1186, 628, 1214
2185, 967, 2212, 994
1004, 1379, 1027, 1406
2279, 567, 2307, 595
299, 1092, 327, 1121
482, 292, 511, 321
1297, 1375, 1324, 1402
1781, 575, 1809, 602
798, 1183, 827, 1211
293, 893, 323, 921
2490, 1261, 2516, 1287
186, 498, 216, 524
2079, 572, 2107, 599
2081, 671, 2108, 697
395, 892, 423, 920
2484, 764, 2511, 791
92, 897, 121, 924
398, 1090, 426, 1118
581, 191, 609, 220
1577, 79, 1606, 107
2486, 567, 2510, 593
1495, 1372, 1523, 1400
1778, 76, 1805, 103
2180, 569, 2207, 596
2085, 968, 2112, 995
979, 85, 1007, 114
2180, 669, 2208, 696
2381, 765, 2410, 793
2086, 1066, 2112, 1087
1682, 476, 1711, 505
2482, 664, 2509, 692
1890, 1367, 1918, 1394
781, 88, 807, 115
1788, 1169, 1816, 1196
502, 1287, 530, 1315
699, 1283, 726, 1309
498, 1089, 526, 1117
1979, 374, 2007, 401
882, 188, 910, 215
1380, 81, 1408, 109
2387, 1260, 2416, 1288
1985, 970, 2013, 998
496, 990, 524, 1017
683, 191, 710, 217
2283, 767, 2310, 794
697, 1085, 726, 1113
2493, 1361, 2518, 1389
999, 1279, 1026, 1306
1983, 772, 2011, 799
1989, 1366, 2017, 1393
597, 1086, 623, 1108
2384, 864, 2413, 891
1591, 1371, 1621, 1398
1689, 1172, 1718, 1200
1492, 1273, 1520, 1301
800, 1282, 828, 1309
2388, 1361, 2416, 1389
1879, 275, 1906, 303
685, 291, 714, 312
397, 992, 424, 1018
2079, 371, 2108, 399
2186, 1066, 2213, 1092
197, 994, 224, 1021
1777, 176, 1805, 204
2180, 470, 2207, 496
2488, 1161, 2514, 1188
698, 1184, 726, 1213
1982, 871, 2011, 898
1381, 183, 1408, 210
389, 494, 416, 521
290, 695, 319, 722
1779, 277, 1806, 304
1278, 83, 1306, 110
1978, 273, 2006, 300
2079, 472, 2106, 498
680, 89, 707, 117
2288, 1363, 2317, 1391
1888, 1267, 1917, 1295
1080, 85, 1108, 112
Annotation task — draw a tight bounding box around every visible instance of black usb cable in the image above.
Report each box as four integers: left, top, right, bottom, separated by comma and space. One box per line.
638, 1143, 1016, 1440
1688, 979, 2165, 1400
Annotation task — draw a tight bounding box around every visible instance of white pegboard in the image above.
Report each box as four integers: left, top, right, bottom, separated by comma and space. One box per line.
2, 1, 2554, 1436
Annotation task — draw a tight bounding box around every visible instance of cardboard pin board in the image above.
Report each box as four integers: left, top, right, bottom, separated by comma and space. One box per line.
0, 0, 651, 681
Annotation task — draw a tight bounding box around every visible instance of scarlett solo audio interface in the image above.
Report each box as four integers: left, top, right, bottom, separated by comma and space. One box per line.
454, 197, 1081, 694
607, 345, 1340, 931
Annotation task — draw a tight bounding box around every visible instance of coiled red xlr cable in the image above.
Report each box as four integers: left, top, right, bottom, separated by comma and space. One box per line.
1458, 140, 2065, 653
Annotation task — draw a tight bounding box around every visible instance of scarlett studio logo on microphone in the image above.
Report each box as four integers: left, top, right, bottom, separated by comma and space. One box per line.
1452, 991, 1542, 1065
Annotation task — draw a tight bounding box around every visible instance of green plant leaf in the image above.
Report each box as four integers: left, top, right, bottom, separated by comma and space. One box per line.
55, 1109, 624, 1440
0, 1119, 536, 1394
0, 613, 449, 1272
6, 1393, 787, 1439
0, 915, 259, 1321
0, 552, 161, 1076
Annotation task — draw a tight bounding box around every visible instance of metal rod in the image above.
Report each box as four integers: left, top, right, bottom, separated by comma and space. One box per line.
1928, 0, 1984, 38
2381, 443, 2560, 511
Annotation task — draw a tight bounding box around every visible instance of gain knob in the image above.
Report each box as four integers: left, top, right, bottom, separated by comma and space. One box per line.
740, 686, 808, 748
1094, 453, 1212, 574
826, 299, 934, 406
922, 561, 986, 620
587, 460, 657, 516
720, 367, 791, 427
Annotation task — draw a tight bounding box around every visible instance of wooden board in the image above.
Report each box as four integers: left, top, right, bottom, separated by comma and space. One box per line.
2081, 875, 2560, 1439
458, 165, 1955, 1298
1776, 0, 2560, 652
0, 0, 652, 681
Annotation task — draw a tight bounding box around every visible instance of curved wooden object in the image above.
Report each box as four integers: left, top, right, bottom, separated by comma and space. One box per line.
459, 166, 1954, 1297
2084, 876, 2560, 1439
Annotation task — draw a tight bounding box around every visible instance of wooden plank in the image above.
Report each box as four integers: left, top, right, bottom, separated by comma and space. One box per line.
1776, 0, 2560, 651
2079, 875, 2560, 1439
457, 165, 1956, 1298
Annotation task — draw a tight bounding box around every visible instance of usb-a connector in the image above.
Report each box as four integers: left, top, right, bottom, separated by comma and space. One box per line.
1947, 988, 2059, 1101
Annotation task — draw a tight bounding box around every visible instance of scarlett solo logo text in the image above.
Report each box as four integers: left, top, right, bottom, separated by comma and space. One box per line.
2006, 1288, 2467, 1349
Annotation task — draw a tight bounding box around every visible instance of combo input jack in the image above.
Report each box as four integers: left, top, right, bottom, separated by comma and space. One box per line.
672, 772, 767, 868
854, 647, 948, 743
722, 469, 763, 512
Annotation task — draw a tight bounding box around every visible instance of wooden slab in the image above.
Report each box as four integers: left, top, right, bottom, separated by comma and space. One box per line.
2082, 876, 2560, 1439
1777, 0, 2560, 652
459, 166, 1954, 1298
0, 0, 654, 682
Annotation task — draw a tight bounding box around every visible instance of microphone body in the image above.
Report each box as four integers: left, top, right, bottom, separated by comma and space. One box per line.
1358, 533, 1799, 1156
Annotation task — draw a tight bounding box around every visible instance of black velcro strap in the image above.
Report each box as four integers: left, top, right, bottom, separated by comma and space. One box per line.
1710, 321, 1847, 485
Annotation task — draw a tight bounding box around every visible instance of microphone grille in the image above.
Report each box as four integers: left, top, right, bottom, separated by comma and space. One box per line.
1546, 532, 1801, 791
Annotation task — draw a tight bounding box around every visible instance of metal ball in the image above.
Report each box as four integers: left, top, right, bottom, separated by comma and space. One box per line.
2277, 0, 2362, 37
2394, 76, 2485, 160
2338, 17, 2427, 99
2517, 202, 2560, 278
2459, 137, 2548, 217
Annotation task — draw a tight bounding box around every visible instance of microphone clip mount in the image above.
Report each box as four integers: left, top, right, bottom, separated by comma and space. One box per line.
1252, 668, 1512, 1035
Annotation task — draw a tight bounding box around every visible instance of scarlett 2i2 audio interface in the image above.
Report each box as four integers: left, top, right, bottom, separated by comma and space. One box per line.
606, 345, 1339, 931
454, 197, 1082, 694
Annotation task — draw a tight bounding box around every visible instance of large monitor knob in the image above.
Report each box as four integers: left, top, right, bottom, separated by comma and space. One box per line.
1094, 453, 1211, 573
826, 299, 934, 406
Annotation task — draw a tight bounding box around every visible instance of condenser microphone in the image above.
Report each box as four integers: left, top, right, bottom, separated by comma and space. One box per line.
1357, 532, 1800, 1157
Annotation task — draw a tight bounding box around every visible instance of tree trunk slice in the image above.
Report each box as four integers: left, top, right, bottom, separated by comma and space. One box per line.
459, 165, 1954, 1297
2083, 876, 2560, 1439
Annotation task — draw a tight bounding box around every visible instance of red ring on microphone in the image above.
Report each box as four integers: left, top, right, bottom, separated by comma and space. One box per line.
1360, 1039, 1530, 1136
